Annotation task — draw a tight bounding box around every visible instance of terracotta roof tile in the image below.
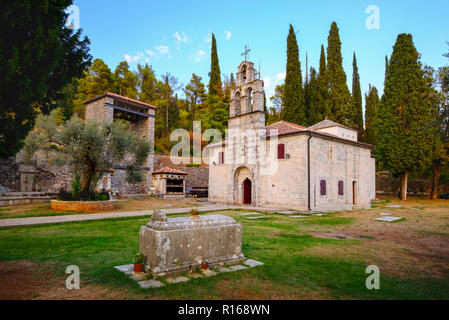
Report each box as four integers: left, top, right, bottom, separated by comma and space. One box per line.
83, 92, 156, 109
266, 120, 307, 137
152, 167, 188, 175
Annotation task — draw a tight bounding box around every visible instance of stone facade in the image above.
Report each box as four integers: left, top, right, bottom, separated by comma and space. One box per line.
206, 59, 376, 212
84, 93, 156, 194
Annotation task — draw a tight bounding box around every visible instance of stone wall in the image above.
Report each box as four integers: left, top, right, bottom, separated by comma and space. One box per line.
375, 175, 449, 195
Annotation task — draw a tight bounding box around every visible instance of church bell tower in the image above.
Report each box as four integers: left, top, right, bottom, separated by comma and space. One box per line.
229, 50, 265, 130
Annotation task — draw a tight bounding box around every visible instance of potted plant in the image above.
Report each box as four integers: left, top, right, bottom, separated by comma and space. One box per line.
201, 262, 209, 270
133, 253, 145, 273
190, 195, 200, 218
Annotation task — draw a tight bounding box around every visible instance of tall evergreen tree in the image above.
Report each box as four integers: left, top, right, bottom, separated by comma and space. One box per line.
184, 73, 206, 120
326, 22, 354, 126
74, 59, 114, 116
137, 63, 158, 104
0, 0, 91, 158
351, 53, 364, 134
281, 24, 305, 125
316, 45, 331, 121
377, 33, 440, 200
114, 61, 138, 98
208, 33, 222, 97
363, 85, 379, 146
304, 68, 320, 126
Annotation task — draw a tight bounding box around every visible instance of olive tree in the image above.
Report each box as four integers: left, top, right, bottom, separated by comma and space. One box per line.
23, 109, 150, 192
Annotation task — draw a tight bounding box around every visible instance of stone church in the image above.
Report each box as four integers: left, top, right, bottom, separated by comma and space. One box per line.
207, 59, 376, 211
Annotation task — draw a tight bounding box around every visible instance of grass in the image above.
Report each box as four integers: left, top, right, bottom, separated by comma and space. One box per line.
1, 201, 448, 299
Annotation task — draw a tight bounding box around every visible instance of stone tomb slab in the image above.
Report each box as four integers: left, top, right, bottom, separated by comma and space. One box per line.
246, 216, 270, 220
380, 212, 391, 216
238, 212, 262, 216
385, 205, 402, 209
288, 215, 309, 218
277, 210, 298, 215
244, 259, 264, 268
114, 264, 133, 274
230, 265, 248, 271
138, 280, 165, 289
375, 217, 403, 222
166, 276, 190, 284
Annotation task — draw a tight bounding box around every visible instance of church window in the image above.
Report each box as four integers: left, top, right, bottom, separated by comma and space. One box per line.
277, 143, 285, 159
338, 181, 344, 195
246, 87, 253, 112
241, 65, 247, 83
235, 91, 241, 115
320, 180, 327, 196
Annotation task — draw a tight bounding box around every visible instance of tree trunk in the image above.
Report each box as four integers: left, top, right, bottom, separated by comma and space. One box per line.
430, 161, 442, 200
81, 160, 95, 192
399, 171, 408, 200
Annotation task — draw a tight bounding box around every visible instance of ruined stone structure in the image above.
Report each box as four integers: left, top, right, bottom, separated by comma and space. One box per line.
84, 92, 156, 194
206, 58, 376, 212
139, 210, 245, 277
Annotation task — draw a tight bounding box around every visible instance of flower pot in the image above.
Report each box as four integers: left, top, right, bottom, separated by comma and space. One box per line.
134, 263, 144, 273
201, 264, 208, 270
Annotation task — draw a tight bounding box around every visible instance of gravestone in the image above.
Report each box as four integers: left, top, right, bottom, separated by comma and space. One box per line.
139, 210, 245, 277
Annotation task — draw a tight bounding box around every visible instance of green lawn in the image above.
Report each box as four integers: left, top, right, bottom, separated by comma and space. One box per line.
0, 209, 447, 299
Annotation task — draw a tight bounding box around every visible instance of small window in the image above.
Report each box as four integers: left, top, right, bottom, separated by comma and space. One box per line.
218, 152, 224, 164
277, 144, 285, 159
320, 180, 327, 196
338, 181, 344, 195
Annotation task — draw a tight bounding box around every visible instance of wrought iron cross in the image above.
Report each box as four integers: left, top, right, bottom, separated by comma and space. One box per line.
241, 45, 251, 61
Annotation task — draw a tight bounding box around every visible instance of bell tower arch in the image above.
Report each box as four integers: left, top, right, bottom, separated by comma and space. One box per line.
229, 58, 265, 129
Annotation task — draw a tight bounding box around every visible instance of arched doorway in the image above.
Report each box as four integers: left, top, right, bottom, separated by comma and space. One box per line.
234, 166, 253, 205
243, 178, 252, 204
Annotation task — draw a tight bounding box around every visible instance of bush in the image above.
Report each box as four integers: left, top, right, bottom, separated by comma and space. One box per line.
57, 188, 110, 202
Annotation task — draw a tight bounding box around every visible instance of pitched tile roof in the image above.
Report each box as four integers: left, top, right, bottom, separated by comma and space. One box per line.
308, 119, 356, 131
152, 167, 188, 175
266, 121, 307, 137
83, 92, 156, 109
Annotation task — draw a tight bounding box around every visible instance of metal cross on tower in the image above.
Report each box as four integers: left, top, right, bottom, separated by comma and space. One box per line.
241, 45, 251, 61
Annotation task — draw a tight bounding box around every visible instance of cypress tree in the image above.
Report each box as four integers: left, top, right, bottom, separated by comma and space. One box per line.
316, 45, 331, 121
377, 33, 440, 200
326, 22, 353, 126
208, 33, 222, 97
305, 67, 320, 126
363, 84, 379, 146
281, 24, 305, 125
352, 53, 364, 134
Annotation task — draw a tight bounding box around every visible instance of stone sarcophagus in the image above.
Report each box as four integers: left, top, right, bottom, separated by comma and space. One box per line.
139, 210, 245, 276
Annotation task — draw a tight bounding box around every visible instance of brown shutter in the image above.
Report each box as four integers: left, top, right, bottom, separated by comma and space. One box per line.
278, 144, 285, 159
320, 180, 327, 196
219, 152, 224, 164
338, 181, 344, 195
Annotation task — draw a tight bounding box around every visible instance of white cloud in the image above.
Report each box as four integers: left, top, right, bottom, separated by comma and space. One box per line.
174, 32, 189, 43
146, 50, 155, 56
124, 52, 144, 63
205, 33, 212, 43
225, 31, 232, 40
194, 50, 206, 62
155, 45, 169, 55
263, 77, 271, 88
276, 72, 286, 81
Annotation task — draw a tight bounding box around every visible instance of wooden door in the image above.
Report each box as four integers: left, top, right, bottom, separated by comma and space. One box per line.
243, 178, 252, 205
352, 181, 357, 206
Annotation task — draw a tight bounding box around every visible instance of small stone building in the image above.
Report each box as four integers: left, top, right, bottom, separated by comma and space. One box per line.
151, 167, 187, 199
84, 92, 156, 194
206, 58, 376, 212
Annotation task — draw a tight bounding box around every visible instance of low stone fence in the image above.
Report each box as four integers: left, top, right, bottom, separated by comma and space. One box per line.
50, 200, 115, 212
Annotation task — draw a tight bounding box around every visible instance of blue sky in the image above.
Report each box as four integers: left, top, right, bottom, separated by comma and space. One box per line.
74, 0, 449, 110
